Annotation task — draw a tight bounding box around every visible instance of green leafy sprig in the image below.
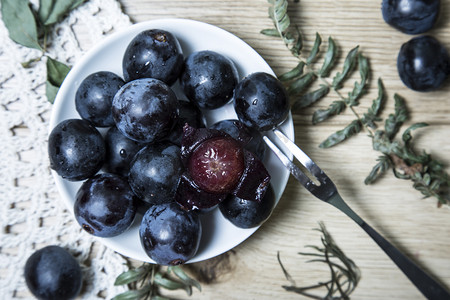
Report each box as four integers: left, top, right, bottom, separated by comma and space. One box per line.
1, 0, 85, 103
113, 263, 201, 300
278, 222, 360, 299
366, 95, 450, 206
262, 0, 450, 206
262, 0, 376, 149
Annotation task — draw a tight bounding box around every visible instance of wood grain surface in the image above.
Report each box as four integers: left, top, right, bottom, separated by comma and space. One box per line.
113, 0, 450, 299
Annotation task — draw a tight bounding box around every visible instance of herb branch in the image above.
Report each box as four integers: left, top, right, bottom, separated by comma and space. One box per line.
1, 0, 85, 103
262, 0, 450, 206
278, 222, 360, 299
113, 263, 201, 300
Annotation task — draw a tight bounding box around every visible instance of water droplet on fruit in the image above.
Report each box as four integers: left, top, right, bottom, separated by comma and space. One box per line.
252, 99, 258, 105
119, 149, 127, 157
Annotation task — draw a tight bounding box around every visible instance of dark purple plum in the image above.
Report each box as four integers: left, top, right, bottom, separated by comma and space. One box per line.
139, 202, 202, 265
74, 173, 137, 237
165, 100, 205, 146
112, 78, 179, 143
75, 71, 124, 127
122, 29, 183, 85
220, 185, 276, 228
180, 50, 238, 109
48, 119, 105, 181
24, 245, 82, 300
103, 126, 146, 177
382, 0, 440, 34
397, 35, 450, 91
234, 72, 289, 131
209, 119, 252, 145
128, 143, 184, 205
210, 119, 267, 160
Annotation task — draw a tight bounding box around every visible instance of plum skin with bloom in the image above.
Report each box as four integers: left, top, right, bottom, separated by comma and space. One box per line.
397, 35, 450, 91
24, 246, 82, 300
234, 72, 289, 131
112, 78, 179, 143
381, 0, 440, 35
48, 118, 105, 181
180, 50, 238, 109
75, 71, 124, 127
122, 29, 183, 85
74, 173, 137, 237
128, 143, 184, 205
139, 202, 202, 265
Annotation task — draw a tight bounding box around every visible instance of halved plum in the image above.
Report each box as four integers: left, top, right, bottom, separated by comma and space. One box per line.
175, 173, 228, 211
231, 149, 270, 202
176, 125, 270, 211
188, 137, 244, 194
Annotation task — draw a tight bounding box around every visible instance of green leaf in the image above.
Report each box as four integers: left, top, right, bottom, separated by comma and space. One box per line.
287, 72, 315, 95
168, 266, 202, 292
312, 100, 346, 124
266, 0, 302, 56
306, 32, 321, 65
46, 57, 70, 103
112, 290, 143, 300
319, 120, 362, 148
1, 0, 41, 50
153, 273, 191, 295
345, 53, 369, 106
150, 296, 171, 300
362, 78, 384, 128
423, 173, 432, 185
38, 0, 85, 26
112, 284, 152, 300
292, 84, 329, 111
372, 130, 401, 155
46, 57, 70, 86
319, 36, 337, 77
45, 81, 59, 104
260, 28, 280, 37
365, 155, 392, 184
332, 46, 359, 89
289, 25, 303, 56
272, 0, 289, 32
402, 122, 428, 145
384, 94, 408, 140
279, 61, 305, 82
114, 265, 150, 286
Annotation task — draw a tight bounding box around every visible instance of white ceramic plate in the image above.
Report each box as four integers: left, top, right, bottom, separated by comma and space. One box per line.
49, 19, 294, 263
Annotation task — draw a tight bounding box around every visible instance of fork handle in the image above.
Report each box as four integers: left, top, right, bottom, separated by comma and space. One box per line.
328, 193, 450, 300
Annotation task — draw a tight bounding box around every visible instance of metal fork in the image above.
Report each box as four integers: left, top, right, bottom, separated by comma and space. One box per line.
263, 129, 450, 300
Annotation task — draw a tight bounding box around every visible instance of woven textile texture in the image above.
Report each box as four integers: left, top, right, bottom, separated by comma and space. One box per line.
0, 0, 134, 298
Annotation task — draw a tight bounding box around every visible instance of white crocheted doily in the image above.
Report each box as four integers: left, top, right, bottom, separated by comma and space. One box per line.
0, 1, 134, 298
